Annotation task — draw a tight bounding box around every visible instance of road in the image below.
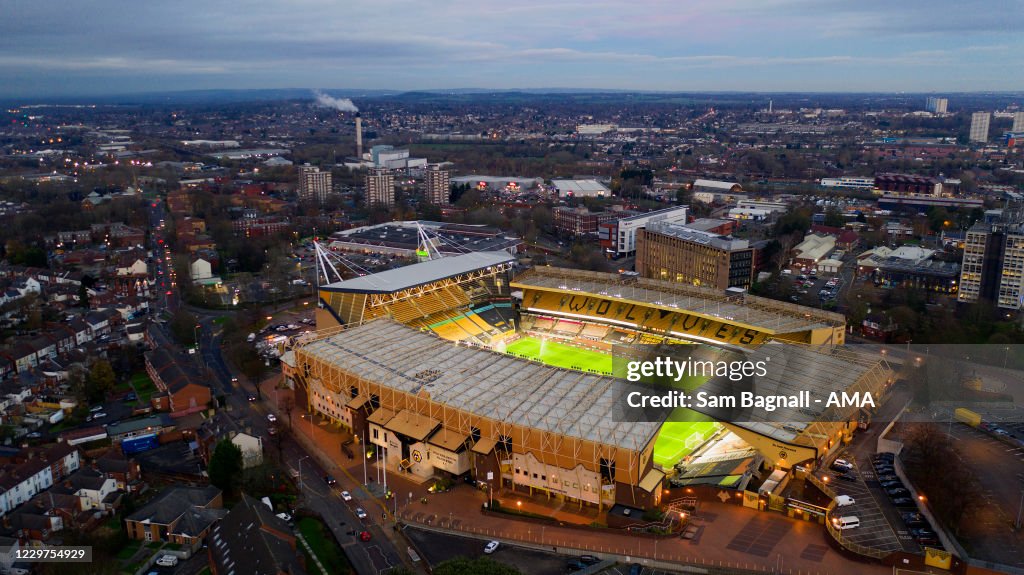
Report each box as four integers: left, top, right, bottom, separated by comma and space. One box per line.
145, 199, 412, 575
191, 312, 412, 574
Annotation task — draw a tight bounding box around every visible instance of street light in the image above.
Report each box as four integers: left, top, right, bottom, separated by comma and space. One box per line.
298, 455, 310, 493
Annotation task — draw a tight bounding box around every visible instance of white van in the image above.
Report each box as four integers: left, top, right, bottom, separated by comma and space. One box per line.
835, 495, 855, 507
833, 516, 860, 530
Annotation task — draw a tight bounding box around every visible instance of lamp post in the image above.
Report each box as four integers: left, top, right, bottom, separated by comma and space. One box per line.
298, 455, 310, 493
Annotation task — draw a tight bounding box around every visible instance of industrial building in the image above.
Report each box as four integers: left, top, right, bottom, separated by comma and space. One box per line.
551, 179, 611, 198
634, 221, 754, 290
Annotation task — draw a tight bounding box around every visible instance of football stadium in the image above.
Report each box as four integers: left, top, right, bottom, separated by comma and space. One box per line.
282, 252, 891, 510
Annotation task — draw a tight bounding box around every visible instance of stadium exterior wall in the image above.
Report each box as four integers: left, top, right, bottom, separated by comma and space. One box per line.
287, 346, 664, 511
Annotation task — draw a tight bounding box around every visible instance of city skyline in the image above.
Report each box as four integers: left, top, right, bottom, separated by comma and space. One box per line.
2, 0, 1023, 97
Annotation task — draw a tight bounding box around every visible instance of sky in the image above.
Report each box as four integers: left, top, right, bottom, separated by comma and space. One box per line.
1, 0, 1022, 97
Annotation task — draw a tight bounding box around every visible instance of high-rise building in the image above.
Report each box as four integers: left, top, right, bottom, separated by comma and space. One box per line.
424, 165, 451, 205
970, 111, 991, 143
298, 164, 332, 204
1013, 111, 1024, 133
365, 168, 395, 207
926, 97, 948, 114
635, 221, 754, 290
958, 206, 1024, 310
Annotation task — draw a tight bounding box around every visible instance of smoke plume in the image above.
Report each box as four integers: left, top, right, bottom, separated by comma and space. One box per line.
313, 90, 358, 113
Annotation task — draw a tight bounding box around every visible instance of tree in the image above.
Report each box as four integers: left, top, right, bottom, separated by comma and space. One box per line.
86, 360, 116, 402
77, 283, 90, 308
433, 557, 521, 575
169, 309, 199, 347
823, 206, 845, 228
208, 439, 244, 493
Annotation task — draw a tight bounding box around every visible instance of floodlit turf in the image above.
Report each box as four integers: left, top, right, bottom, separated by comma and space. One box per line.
505, 337, 613, 374
653, 418, 720, 468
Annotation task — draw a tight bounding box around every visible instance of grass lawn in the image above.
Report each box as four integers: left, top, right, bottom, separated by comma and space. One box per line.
115, 540, 142, 561
506, 337, 613, 374
131, 372, 158, 403
652, 418, 720, 468
296, 517, 352, 575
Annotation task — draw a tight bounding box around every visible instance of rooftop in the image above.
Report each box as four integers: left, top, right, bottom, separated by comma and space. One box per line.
551, 179, 611, 195
297, 320, 662, 451
645, 221, 749, 251
513, 268, 842, 335
321, 251, 514, 295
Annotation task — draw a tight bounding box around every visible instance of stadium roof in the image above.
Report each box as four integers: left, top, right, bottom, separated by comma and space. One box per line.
693, 343, 890, 444
321, 251, 514, 295
512, 268, 843, 335
297, 320, 662, 452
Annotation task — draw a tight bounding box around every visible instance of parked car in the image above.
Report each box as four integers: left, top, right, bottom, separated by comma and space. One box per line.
155, 555, 178, 567
891, 497, 916, 507
579, 555, 600, 565
567, 559, 587, 571
835, 495, 856, 507
886, 488, 911, 498
879, 480, 903, 489
902, 512, 926, 524
484, 540, 500, 554
836, 473, 858, 482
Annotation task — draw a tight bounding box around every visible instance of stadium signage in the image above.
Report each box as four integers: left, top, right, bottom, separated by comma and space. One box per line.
563, 295, 763, 345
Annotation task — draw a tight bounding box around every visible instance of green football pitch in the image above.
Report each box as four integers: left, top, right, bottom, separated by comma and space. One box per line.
505, 337, 613, 374
652, 417, 720, 468
505, 336, 718, 468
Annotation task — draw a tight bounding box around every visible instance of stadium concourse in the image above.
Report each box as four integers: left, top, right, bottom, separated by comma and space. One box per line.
285, 254, 892, 511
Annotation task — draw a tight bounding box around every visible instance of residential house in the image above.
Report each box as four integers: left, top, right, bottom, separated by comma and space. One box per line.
190, 257, 213, 282
125, 485, 224, 546
94, 449, 143, 492
208, 494, 304, 575
145, 349, 211, 416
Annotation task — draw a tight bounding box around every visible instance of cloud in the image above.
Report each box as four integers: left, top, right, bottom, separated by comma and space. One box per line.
0, 0, 1021, 94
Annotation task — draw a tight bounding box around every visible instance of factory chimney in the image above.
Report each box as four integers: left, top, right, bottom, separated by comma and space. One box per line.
355, 113, 363, 159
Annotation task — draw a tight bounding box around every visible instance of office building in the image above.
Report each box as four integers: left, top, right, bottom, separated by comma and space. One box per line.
297, 165, 332, 205
1013, 112, 1024, 133
925, 97, 948, 114
970, 112, 991, 143
635, 221, 755, 290
958, 206, 1024, 310
365, 168, 395, 207
597, 205, 688, 258
424, 165, 451, 206
553, 206, 619, 237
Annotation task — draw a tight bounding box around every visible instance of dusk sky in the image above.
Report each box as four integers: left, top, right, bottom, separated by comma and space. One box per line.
2, 0, 1022, 97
